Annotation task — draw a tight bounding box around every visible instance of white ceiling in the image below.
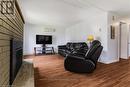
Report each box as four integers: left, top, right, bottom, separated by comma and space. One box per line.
18, 0, 130, 27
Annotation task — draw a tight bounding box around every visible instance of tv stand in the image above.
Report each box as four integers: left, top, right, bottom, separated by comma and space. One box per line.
42, 44, 46, 54
34, 46, 55, 56
42, 44, 46, 47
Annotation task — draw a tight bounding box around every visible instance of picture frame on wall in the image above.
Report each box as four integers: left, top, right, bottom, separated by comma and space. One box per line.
110, 25, 115, 39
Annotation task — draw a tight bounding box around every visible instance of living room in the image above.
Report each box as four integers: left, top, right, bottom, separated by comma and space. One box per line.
23, 0, 130, 64
1, 0, 130, 87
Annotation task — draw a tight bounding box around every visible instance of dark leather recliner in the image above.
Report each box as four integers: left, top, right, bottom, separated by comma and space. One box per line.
64, 40, 103, 73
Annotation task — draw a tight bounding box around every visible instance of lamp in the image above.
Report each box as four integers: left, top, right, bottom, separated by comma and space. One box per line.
87, 35, 94, 45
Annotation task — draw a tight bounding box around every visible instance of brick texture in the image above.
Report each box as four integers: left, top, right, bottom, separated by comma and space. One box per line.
0, 0, 24, 86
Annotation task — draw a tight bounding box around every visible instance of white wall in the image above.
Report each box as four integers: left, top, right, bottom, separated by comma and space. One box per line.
65, 12, 109, 63
24, 23, 66, 55
105, 12, 120, 63
65, 12, 122, 64
66, 12, 108, 50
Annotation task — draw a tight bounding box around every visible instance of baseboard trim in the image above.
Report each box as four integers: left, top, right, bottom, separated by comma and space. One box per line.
99, 59, 119, 64
120, 57, 129, 59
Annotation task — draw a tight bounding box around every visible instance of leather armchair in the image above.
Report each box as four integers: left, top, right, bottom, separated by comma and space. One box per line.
64, 40, 103, 73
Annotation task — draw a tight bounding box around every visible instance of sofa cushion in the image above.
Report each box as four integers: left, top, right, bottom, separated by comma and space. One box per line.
66, 43, 72, 50
65, 49, 72, 54
72, 43, 82, 49
67, 42, 88, 50
58, 42, 88, 57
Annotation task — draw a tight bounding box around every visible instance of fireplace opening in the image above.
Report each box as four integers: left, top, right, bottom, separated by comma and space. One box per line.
10, 39, 23, 85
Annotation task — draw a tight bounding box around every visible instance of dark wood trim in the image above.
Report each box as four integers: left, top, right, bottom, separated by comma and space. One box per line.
15, 0, 25, 24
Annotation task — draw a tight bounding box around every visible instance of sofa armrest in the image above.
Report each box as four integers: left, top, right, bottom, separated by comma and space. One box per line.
66, 54, 96, 67
65, 54, 96, 73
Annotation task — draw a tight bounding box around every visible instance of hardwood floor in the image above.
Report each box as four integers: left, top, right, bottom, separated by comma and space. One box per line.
33, 54, 130, 87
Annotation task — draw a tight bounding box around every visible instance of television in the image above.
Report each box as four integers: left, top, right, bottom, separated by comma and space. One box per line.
36, 35, 52, 44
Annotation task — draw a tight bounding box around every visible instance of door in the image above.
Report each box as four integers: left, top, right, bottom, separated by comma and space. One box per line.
119, 22, 129, 59
128, 25, 130, 57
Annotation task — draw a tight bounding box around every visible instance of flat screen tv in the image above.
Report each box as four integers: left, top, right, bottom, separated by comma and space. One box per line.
36, 35, 52, 44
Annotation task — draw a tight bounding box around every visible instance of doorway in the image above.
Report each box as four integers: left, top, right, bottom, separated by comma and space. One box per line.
118, 22, 129, 59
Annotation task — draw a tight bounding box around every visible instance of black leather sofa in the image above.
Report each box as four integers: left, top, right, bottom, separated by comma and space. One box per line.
58, 42, 88, 57
64, 40, 103, 73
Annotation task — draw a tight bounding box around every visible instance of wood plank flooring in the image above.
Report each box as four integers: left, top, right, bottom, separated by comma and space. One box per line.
33, 54, 130, 87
